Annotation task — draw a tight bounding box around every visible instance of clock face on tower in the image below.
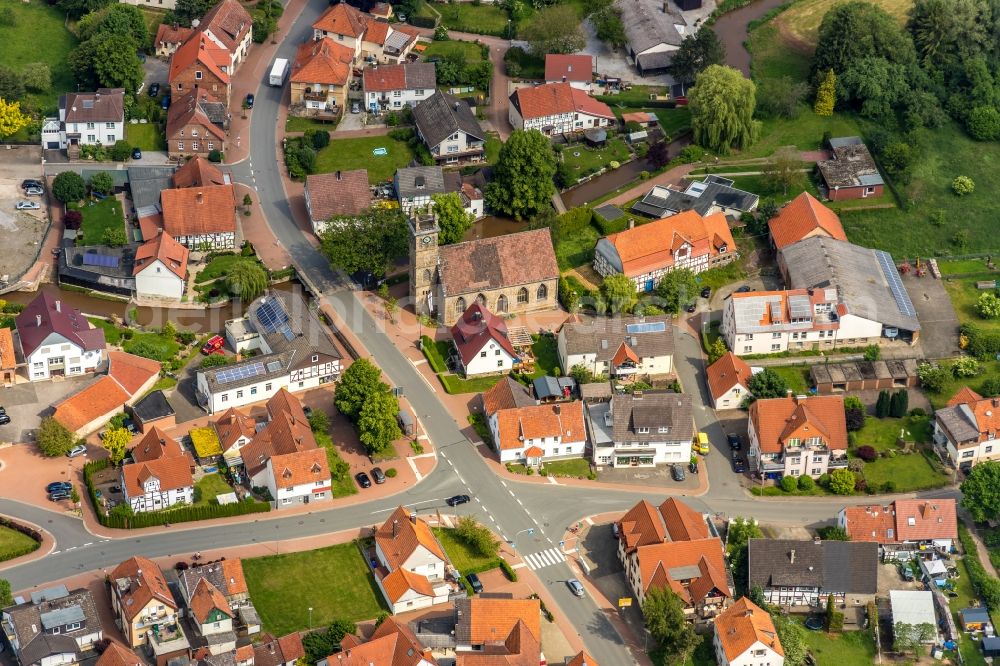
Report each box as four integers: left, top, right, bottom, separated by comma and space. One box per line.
422, 236, 431, 245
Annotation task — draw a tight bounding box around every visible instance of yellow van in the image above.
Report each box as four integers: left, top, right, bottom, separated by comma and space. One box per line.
695, 432, 710, 455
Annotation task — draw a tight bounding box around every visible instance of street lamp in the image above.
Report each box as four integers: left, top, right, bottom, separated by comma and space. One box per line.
308, 607, 313, 628
506, 527, 534, 552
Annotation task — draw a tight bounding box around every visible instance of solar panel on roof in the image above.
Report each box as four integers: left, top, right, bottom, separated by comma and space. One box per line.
625, 322, 667, 334
82, 252, 120, 268
279, 323, 295, 342
788, 295, 811, 318
255, 298, 289, 333
875, 250, 917, 319
266, 360, 283, 373
214, 361, 266, 385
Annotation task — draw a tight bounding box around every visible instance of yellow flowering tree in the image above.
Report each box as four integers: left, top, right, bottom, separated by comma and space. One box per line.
0, 98, 29, 141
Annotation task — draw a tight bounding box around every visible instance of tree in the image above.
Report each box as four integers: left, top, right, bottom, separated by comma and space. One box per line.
102, 427, 131, 465
643, 587, 699, 663
647, 141, 671, 169
966, 106, 1000, 141
110, 140, 132, 162
818, 525, 850, 540
172, 0, 215, 25
200, 355, 231, 369
875, 389, 890, 417
21, 63, 51, 94
756, 76, 809, 119
667, 26, 726, 85
747, 368, 788, 399
798, 475, 815, 491
0, 68, 25, 103
383, 295, 398, 324
982, 377, 1000, 397
908, 0, 987, 70
688, 65, 760, 154
37, 417, 76, 457
58, 0, 115, 20
102, 227, 127, 248
357, 390, 401, 455
319, 207, 408, 278
90, 33, 144, 94
761, 147, 804, 196
302, 620, 357, 665
485, 130, 557, 219
845, 405, 866, 432
953, 175, 976, 196
601, 274, 637, 315
431, 193, 474, 245
655, 268, 697, 314
334, 358, 386, 422
839, 56, 910, 120
962, 462, 1000, 522
308, 409, 330, 434
591, 5, 625, 50
77, 4, 148, 43
812, 1, 915, 78
727, 516, 763, 595
953, 356, 981, 378
707, 337, 728, 364
813, 69, 836, 116
455, 515, 501, 557
226, 259, 268, 302
891, 389, 908, 417
917, 362, 948, 392
894, 622, 935, 655
521, 6, 585, 55
90, 171, 114, 195
780, 475, 797, 492
828, 468, 856, 495
771, 612, 807, 666
0, 98, 30, 142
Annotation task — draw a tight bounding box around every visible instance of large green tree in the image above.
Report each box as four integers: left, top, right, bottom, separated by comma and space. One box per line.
485, 130, 557, 219
601, 274, 637, 315
357, 390, 401, 455
431, 192, 474, 245
812, 1, 916, 79
771, 612, 808, 666
102, 426, 131, 466
591, 5, 626, 50
37, 417, 76, 457
962, 461, 1000, 522
655, 268, 697, 314
77, 4, 148, 43
908, 0, 987, 70
520, 5, 586, 55
52, 171, 86, 204
70, 32, 143, 93
643, 588, 699, 664
58, 0, 114, 20
839, 56, 910, 120
727, 517, 763, 596
688, 65, 760, 154
667, 26, 726, 86
172, 0, 216, 25
334, 358, 387, 422
226, 259, 269, 302
303, 620, 357, 664
319, 207, 408, 278
747, 368, 788, 400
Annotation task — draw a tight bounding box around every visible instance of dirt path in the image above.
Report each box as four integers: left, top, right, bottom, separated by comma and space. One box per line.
961, 513, 1000, 578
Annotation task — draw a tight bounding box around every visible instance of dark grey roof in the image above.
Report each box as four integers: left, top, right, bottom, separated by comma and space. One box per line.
412, 92, 485, 150
200, 100, 228, 125
616, 0, 685, 56
82, 169, 129, 188
532, 376, 576, 400
580, 382, 613, 401
128, 165, 177, 210
395, 166, 446, 200
405, 62, 437, 89
179, 562, 247, 602
4, 588, 101, 666
560, 314, 674, 362
131, 390, 176, 423
636, 51, 674, 72
818, 137, 884, 189
608, 391, 692, 444
935, 403, 981, 444
594, 204, 625, 222
780, 236, 920, 333
19, 633, 81, 666
962, 607, 991, 622
631, 176, 759, 218
748, 539, 878, 595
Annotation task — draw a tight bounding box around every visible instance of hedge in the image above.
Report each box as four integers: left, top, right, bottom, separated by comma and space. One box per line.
0, 517, 42, 561
84, 458, 270, 529
499, 558, 518, 582
409, 15, 437, 28
959, 523, 1000, 612
594, 210, 627, 235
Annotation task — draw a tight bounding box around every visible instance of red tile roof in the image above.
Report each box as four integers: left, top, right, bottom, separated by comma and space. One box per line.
156, 24, 195, 46
199, 0, 252, 53
893, 499, 958, 542
189, 577, 233, 624
255, 633, 305, 666
53, 376, 131, 433
241, 389, 321, 480
948, 386, 984, 407
481, 377, 534, 415
130, 426, 187, 463
603, 210, 735, 277
213, 406, 257, 453
450, 303, 518, 366
544, 54, 593, 83
161, 184, 236, 237
363, 63, 406, 92
510, 82, 614, 121
173, 154, 228, 188
566, 651, 599, 666
0, 327, 15, 371
269, 448, 330, 490
110, 556, 177, 621
305, 170, 371, 221
381, 566, 435, 603
313, 2, 369, 37
336, 618, 437, 666
494, 402, 585, 452
637, 537, 731, 603
706, 352, 753, 403
134, 230, 189, 280
768, 192, 847, 250
122, 455, 194, 497
169, 33, 231, 85
292, 37, 353, 86
96, 642, 144, 666
375, 506, 448, 571
714, 598, 783, 661
363, 19, 390, 46
460, 597, 541, 645
108, 351, 161, 396
749, 395, 848, 455
618, 497, 708, 553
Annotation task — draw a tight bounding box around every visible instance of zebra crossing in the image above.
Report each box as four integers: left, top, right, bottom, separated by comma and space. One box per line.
522, 547, 567, 571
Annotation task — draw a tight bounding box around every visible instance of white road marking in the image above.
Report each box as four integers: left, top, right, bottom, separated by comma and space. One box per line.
585, 517, 594, 526
83, 542, 93, 546
500, 480, 507, 488
406, 456, 424, 482
547, 476, 559, 485
507, 489, 515, 497
370, 498, 447, 514
412, 359, 427, 366
511, 562, 527, 570
516, 498, 524, 506
523, 547, 566, 570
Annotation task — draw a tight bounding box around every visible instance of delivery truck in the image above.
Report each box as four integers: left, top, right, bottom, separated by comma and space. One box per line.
269, 58, 289, 86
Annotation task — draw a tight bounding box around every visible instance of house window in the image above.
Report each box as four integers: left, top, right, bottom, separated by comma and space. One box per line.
282, 497, 292, 504
221, 394, 228, 402
107, 135, 115, 142
87, 134, 96, 142
537, 283, 548, 300
962, 451, 975, 458
497, 359, 503, 367
236, 390, 243, 399
658, 427, 668, 433
415, 89, 424, 96
772, 332, 782, 338
495, 349, 501, 355
447, 145, 458, 153
213, 622, 220, 629
393, 90, 401, 97
250, 387, 257, 395
33, 361, 43, 369
746, 334, 754, 340
86, 122, 95, 130
743, 346, 752, 353
192, 142, 199, 151
195, 71, 203, 80
812, 468, 822, 475
637, 427, 649, 434
771, 344, 781, 351
265, 383, 272, 391
177, 83, 183, 90
455, 296, 466, 312
207, 142, 214, 150
497, 294, 508, 313
988, 446, 994, 453
312, 354, 319, 363
480, 351, 487, 358
105, 122, 115, 129
177, 141, 184, 150
517, 287, 528, 304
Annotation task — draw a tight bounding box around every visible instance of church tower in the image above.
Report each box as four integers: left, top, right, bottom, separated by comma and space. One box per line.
408, 212, 440, 317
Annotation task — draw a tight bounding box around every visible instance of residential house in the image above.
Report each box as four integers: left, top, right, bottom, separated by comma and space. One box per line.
16, 292, 105, 381
488, 401, 586, 465
186, 579, 236, 655
481, 376, 536, 416
449, 303, 520, 377
254, 634, 304, 666
52, 351, 161, 436
767, 191, 847, 250
212, 407, 257, 468
121, 428, 195, 513
95, 643, 144, 666
110, 557, 181, 649
747, 395, 849, 479
778, 237, 921, 345
713, 598, 784, 666
616, 498, 731, 618
454, 596, 541, 664
557, 314, 674, 380
450, 174, 485, 220
154, 24, 194, 57
544, 54, 594, 91
197, 0, 253, 71
508, 82, 615, 135
165, 89, 227, 159
372, 506, 453, 614
168, 34, 232, 107
41, 88, 125, 154
838, 499, 957, 560
0, 327, 17, 386
311, 3, 416, 64
160, 184, 236, 249
134, 230, 189, 300
1, 586, 103, 666
817, 137, 884, 201
290, 37, 354, 115
199, 290, 342, 413
566, 652, 599, 666
722, 288, 848, 356
593, 210, 736, 291
616, 0, 686, 75
363, 62, 436, 112
360, 19, 418, 65
412, 92, 486, 164
934, 388, 1000, 468
890, 591, 938, 643
305, 169, 371, 233
630, 176, 759, 220
173, 155, 231, 188
179, 560, 251, 611
586, 391, 693, 467
312, 1, 368, 58
705, 352, 755, 410
410, 217, 559, 325
395, 166, 446, 214
238, 389, 332, 508
748, 538, 878, 607
335, 617, 436, 666
370, 2, 392, 19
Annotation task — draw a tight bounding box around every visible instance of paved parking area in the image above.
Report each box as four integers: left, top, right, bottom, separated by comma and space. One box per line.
578, 524, 649, 647
0, 376, 93, 443
903, 273, 960, 360
596, 463, 701, 489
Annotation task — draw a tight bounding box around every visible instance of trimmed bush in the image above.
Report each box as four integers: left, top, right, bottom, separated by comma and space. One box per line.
499, 558, 518, 581
856, 445, 878, 461
780, 475, 797, 492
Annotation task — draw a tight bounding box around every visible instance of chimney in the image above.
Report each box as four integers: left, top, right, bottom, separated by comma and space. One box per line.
628, 218, 635, 230
814, 536, 821, 545
786, 389, 794, 397
410, 512, 417, 524
336, 170, 342, 180
392, 520, 398, 537
562, 76, 567, 83
196, 191, 204, 204
993, 398, 999, 409
789, 549, 795, 564
554, 404, 561, 415
36, 314, 42, 327
55, 300, 61, 313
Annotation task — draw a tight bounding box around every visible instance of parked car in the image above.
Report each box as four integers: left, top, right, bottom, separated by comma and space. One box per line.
24, 186, 43, 196
694, 432, 710, 455
354, 472, 372, 488
727, 433, 742, 450
466, 573, 483, 594
566, 579, 585, 597
731, 452, 745, 473
67, 444, 87, 457
671, 464, 685, 482
371, 467, 386, 484
611, 522, 619, 538
14, 201, 38, 211
46, 481, 72, 493
736, 285, 752, 293
201, 335, 225, 355
48, 491, 70, 502
21, 179, 43, 190
132, 148, 142, 160
148, 82, 160, 97
688, 460, 699, 474
685, 303, 696, 313
446, 494, 470, 506
351, 102, 361, 114
0, 413, 11, 426
700, 286, 711, 299
245, 93, 255, 109
161, 96, 171, 110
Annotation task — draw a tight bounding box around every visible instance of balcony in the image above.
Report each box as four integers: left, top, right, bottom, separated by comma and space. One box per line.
828, 456, 849, 468
149, 622, 190, 656
303, 91, 330, 103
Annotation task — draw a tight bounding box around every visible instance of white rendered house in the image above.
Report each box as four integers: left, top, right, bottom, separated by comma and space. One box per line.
41, 89, 124, 151
16, 292, 105, 381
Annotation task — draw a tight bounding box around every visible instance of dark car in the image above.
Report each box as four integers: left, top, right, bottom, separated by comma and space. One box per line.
688, 461, 699, 474
132, 147, 142, 160
0, 414, 11, 426
727, 433, 742, 450
245, 93, 254, 109
466, 573, 483, 594
21, 179, 43, 190
700, 286, 711, 299
371, 467, 386, 484
671, 464, 686, 482
303, 406, 313, 417
355, 472, 372, 488
736, 285, 753, 293
48, 491, 70, 502
148, 82, 160, 97
446, 494, 470, 506
685, 303, 696, 313
47, 481, 72, 493
161, 96, 171, 110
731, 452, 746, 473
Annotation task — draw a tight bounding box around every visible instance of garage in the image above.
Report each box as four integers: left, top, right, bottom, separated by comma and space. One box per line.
46, 142, 60, 149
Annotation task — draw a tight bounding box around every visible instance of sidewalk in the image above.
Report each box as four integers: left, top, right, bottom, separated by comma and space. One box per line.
235, 183, 293, 270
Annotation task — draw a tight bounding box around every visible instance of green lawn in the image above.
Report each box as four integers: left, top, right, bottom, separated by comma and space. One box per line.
196, 254, 250, 283
315, 430, 357, 498
854, 415, 932, 452
434, 2, 510, 35
539, 458, 592, 478
771, 365, 811, 395
531, 335, 559, 376
87, 317, 123, 345
0, 525, 40, 562
123, 330, 181, 362
800, 625, 877, 665
949, 556, 991, 666
432, 527, 502, 574
925, 359, 1000, 409
554, 219, 600, 271
315, 135, 415, 184
724, 173, 822, 206
485, 134, 502, 163
0, 0, 78, 115
244, 543, 387, 634
192, 473, 232, 506
945, 278, 1000, 332
422, 39, 484, 63
76, 198, 125, 246
126, 123, 166, 151
561, 139, 633, 177
859, 450, 950, 492
939, 258, 996, 276
612, 107, 692, 137
285, 116, 338, 133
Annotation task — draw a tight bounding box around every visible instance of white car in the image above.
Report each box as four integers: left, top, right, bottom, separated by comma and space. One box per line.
15, 200, 40, 210
67, 444, 87, 458
24, 186, 43, 196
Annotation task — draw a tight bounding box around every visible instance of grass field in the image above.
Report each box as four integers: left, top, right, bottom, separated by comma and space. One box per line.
504, 46, 544, 79
775, 0, 913, 49
938, 258, 997, 276
126, 123, 167, 151
855, 415, 932, 451
422, 39, 485, 63
285, 116, 338, 133
77, 198, 125, 246
611, 107, 692, 137
770, 365, 811, 395
561, 138, 632, 176
434, 2, 510, 35
432, 527, 502, 574
950, 556, 992, 666
554, 220, 601, 271
314, 430, 357, 498
316, 135, 415, 184
0, 0, 78, 114
945, 277, 1000, 331
192, 473, 231, 506
0, 525, 39, 562
799, 624, 877, 665
852, 415, 948, 491
540, 458, 592, 478
195, 254, 260, 284
244, 543, 387, 634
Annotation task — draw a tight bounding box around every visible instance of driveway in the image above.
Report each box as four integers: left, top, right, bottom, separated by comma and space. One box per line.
142, 57, 169, 89
0, 376, 93, 443
902, 273, 960, 360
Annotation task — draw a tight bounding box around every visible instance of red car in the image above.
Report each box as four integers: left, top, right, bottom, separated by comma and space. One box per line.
201, 335, 225, 355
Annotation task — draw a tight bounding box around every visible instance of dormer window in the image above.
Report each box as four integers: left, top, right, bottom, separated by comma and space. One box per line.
658, 426, 668, 433
637, 427, 649, 434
